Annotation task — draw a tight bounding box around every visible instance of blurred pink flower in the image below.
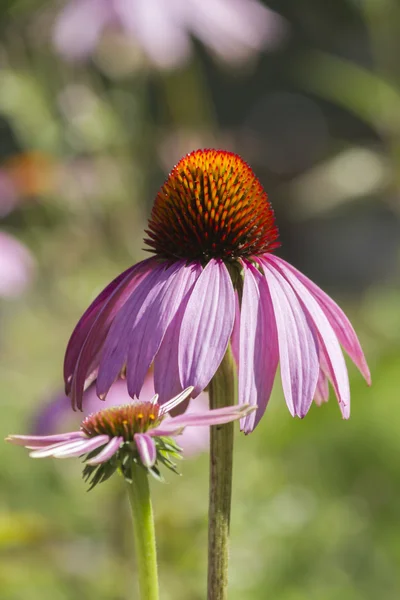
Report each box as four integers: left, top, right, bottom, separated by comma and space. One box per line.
34, 375, 210, 458
0, 231, 35, 298
53, 0, 286, 68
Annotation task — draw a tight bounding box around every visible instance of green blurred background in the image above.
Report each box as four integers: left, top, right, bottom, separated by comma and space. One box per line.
1, 1, 399, 598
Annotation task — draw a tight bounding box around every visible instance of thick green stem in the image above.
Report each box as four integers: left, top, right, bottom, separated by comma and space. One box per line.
208, 346, 237, 600
126, 464, 159, 600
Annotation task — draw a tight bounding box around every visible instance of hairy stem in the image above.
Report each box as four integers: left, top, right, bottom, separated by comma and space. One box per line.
208, 346, 237, 600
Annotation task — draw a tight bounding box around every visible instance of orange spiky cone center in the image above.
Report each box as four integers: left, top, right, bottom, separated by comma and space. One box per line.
144, 149, 279, 262
81, 402, 161, 441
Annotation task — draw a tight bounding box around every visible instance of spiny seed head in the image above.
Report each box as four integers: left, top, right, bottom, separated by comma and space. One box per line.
144, 149, 279, 262
81, 402, 161, 441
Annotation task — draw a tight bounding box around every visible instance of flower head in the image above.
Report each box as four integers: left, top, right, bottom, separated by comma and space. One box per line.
34, 374, 211, 458
145, 150, 279, 262
65, 148, 370, 432
7, 388, 254, 488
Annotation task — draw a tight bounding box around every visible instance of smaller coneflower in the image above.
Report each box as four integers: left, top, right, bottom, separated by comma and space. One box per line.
7, 387, 253, 488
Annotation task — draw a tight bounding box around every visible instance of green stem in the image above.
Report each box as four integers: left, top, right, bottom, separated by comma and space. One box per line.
208, 346, 237, 600
126, 464, 159, 600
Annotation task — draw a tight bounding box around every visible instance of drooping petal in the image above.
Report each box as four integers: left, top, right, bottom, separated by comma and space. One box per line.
151, 404, 255, 436
154, 262, 201, 404
269, 256, 371, 384
95, 262, 165, 400
87, 436, 124, 465
70, 260, 155, 408
64, 263, 138, 386
52, 436, 110, 458
239, 262, 278, 433
29, 435, 109, 458
134, 433, 157, 468
5, 432, 84, 447
268, 256, 350, 419
230, 290, 241, 367
159, 387, 194, 416
127, 262, 200, 398
260, 258, 319, 418
179, 259, 235, 395
314, 369, 329, 406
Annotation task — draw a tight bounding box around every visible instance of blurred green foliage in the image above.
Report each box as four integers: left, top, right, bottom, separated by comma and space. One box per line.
0, 0, 399, 598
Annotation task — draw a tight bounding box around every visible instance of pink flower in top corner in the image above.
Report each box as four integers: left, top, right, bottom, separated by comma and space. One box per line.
53, 0, 287, 68
63, 149, 370, 434
0, 232, 35, 298
34, 374, 210, 458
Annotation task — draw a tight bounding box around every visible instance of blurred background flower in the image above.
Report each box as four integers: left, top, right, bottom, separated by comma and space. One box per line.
0, 231, 35, 298
53, 0, 286, 69
1, 0, 400, 598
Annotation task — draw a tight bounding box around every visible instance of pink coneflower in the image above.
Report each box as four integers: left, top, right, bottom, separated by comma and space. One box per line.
34, 374, 211, 458
7, 388, 252, 487
53, 0, 286, 69
65, 149, 370, 432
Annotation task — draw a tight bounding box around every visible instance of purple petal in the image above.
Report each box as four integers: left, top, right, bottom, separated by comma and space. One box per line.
159, 387, 194, 416
127, 262, 199, 398
27, 436, 106, 458
96, 262, 166, 400
87, 436, 124, 465
154, 262, 202, 404
269, 257, 350, 419
53, 0, 114, 60
64, 263, 138, 388
178, 259, 235, 395
151, 405, 252, 435
134, 433, 157, 468
71, 259, 154, 409
230, 290, 241, 367
269, 256, 371, 385
314, 369, 329, 405
239, 262, 279, 433
5, 432, 84, 447
51, 436, 110, 458
260, 258, 319, 418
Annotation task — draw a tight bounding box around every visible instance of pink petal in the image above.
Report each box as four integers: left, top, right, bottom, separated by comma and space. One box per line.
268, 256, 350, 419
239, 262, 279, 433
28, 435, 108, 458
87, 436, 124, 465
64, 263, 138, 387
52, 436, 110, 458
230, 290, 241, 367
270, 256, 371, 384
159, 387, 194, 415
134, 433, 157, 468
260, 258, 319, 418
154, 262, 201, 404
5, 432, 84, 447
53, 0, 114, 60
179, 259, 235, 395
151, 404, 252, 434
95, 262, 165, 400
127, 261, 198, 397
69, 259, 154, 408
314, 369, 329, 406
